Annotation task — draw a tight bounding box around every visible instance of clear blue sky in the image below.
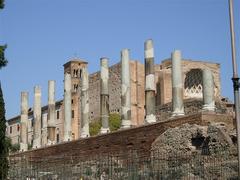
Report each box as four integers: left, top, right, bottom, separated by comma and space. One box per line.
0, 0, 240, 119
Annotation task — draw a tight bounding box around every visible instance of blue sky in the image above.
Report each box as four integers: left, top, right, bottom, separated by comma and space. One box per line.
0, 0, 240, 119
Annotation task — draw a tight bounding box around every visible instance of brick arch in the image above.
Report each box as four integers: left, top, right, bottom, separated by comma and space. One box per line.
184, 69, 203, 98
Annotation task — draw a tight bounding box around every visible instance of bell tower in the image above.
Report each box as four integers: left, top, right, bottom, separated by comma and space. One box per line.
63, 59, 88, 140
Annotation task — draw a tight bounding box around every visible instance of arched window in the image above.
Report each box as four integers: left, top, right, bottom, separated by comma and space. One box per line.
184, 69, 203, 98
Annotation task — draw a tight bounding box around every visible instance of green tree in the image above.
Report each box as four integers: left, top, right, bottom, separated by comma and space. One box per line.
0, 0, 4, 9
0, 0, 7, 69
0, 84, 8, 179
0, 45, 7, 69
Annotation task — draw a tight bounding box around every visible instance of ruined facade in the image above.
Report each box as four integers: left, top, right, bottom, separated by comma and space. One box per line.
6, 56, 222, 147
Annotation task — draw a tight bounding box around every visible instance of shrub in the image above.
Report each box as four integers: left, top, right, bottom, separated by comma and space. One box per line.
89, 113, 121, 136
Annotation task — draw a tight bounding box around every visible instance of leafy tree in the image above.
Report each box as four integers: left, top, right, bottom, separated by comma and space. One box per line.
0, 83, 8, 179
0, 0, 7, 70
0, 0, 4, 9
0, 45, 7, 69
0, 2, 9, 178
5, 137, 20, 153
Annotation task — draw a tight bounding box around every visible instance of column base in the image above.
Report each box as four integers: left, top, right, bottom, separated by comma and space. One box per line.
202, 104, 215, 111
100, 127, 110, 134
81, 125, 90, 138
121, 119, 131, 129
47, 140, 55, 146
172, 111, 185, 117
32, 138, 41, 149
20, 143, 28, 152
80, 132, 90, 138
145, 114, 156, 124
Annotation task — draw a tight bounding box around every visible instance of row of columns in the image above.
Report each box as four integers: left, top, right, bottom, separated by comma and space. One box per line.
20, 40, 216, 151
20, 81, 57, 151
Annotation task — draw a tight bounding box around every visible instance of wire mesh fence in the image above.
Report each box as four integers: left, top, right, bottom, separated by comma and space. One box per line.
6, 150, 239, 180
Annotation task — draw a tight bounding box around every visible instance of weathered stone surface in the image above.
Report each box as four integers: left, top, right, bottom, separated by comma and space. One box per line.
100, 58, 110, 134
33, 86, 42, 149
47, 80, 56, 144
202, 69, 215, 111
151, 122, 237, 179
64, 73, 72, 141
121, 49, 131, 128
171, 50, 184, 116
80, 67, 90, 138
145, 39, 156, 123
151, 122, 236, 154
20, 92, 28, 151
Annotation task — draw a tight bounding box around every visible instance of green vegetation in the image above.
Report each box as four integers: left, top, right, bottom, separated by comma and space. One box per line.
9, 143, 20, 153
0, 0, 4, 9
5, 137, 20, 153
89, 120, 101, 136
0, 45, 7, 69
0, 1, 7, 69
89, 113, 121, 136
109, 113, 121, 131
0, 84, 9, 179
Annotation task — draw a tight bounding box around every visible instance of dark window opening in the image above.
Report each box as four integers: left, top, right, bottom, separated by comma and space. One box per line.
80, 69, 82, 78
56, 134, 60, 143
191, 136, 205, 150
17, 124, 20, 131
10, 126, 12, 134
72, 110, 74, 118
57, 111, 60, 119
75, 70, 78, 77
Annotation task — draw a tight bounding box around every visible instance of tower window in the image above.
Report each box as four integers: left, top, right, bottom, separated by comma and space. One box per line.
57, 111, 60, 119
17, 124, 20, 131
73, 84, 78, 92
75, 70, 78, 77
72, 110, 74, 118
10, 126, 12, 134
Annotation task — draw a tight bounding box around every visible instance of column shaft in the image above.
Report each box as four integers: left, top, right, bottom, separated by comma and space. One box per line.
100, 58, 110, 134
144, 39, 156, 123
47, 80, 56, 144
171, 50, 184, 116
80, 67, 90, 137
20, 92, 28, 151
202, 69, 215, 111
121, 49, 131, 128
64, 73, 72, 141
33, 86, 42, 148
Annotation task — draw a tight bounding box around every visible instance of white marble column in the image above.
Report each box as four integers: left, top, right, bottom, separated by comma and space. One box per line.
33, 86, 42, 148
100, 58, 110, 134
144, 39, 156, 123
64, 73, 72, 141
121, 49, 131, 128
80, 67, 90, 138
171, 50, 185, 116
47, 80, 56, 144
202, 69, 215, 111
20, 92, 28, 151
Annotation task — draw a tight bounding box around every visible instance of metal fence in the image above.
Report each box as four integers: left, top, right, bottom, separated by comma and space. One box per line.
6, 150, 238, 180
